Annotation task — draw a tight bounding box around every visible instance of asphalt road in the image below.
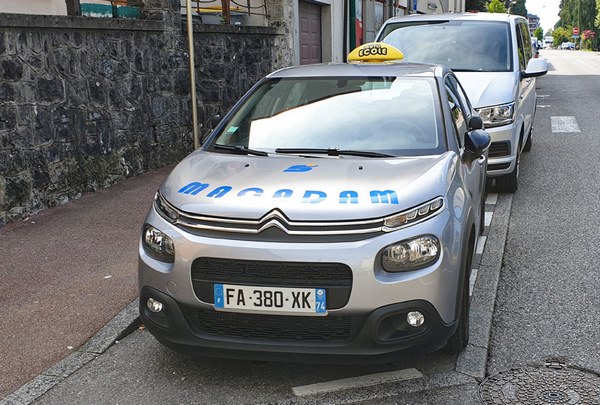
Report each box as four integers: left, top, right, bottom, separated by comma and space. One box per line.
486, 49, 600, 375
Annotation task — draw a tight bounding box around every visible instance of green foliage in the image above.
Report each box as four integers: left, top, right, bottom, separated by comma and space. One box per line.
534, 26, 544, 40
510, 0, 527, 17
487, 0, 507, 13
465, 0, 487, 11
552, 25, 573, 47
555, 0, 600, 50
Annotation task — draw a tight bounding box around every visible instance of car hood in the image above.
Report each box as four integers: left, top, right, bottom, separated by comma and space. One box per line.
160, 151, 458, 221
454, 71, 517, 109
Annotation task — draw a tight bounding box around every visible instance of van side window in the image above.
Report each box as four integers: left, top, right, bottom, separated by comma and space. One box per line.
515, 21, 527, 70
519, 22, 532, 62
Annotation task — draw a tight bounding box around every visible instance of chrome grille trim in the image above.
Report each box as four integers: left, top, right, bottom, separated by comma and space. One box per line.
155, 193, 385, 236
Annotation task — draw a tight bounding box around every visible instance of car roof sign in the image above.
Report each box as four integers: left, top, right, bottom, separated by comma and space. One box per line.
347, 42, 404, 64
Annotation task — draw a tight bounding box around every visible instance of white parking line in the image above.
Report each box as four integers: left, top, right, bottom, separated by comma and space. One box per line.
469, 268, 479, 296
484, 212, 493, 227
485, 193, 498, 205
476, 236, 487, 256
551, 116, 581, 133
292, 368, 423, 397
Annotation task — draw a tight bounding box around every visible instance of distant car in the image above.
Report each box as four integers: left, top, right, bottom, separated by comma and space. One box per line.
560, 42, 575, 50
376, 12, 548, 192
138, 42, 491, 362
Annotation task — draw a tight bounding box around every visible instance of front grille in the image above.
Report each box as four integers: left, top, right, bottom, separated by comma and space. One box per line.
488, 141, 511, 157
186, 308, 366, 342
155, 193, 384, 237
488, 162, 511, 171
191, 258, 353, 309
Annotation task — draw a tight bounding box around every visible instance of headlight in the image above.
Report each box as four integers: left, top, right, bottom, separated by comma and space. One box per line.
382, 235, 440, 272
155, 192, 179, 223
142, 225, 175, 263
476, 102, 515, 128
383, 197, 444, 231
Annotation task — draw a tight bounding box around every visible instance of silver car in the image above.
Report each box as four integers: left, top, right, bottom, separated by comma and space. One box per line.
139, 47, 490, 362
376, 13, 548, 192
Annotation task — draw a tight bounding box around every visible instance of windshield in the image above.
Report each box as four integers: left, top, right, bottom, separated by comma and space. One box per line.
210, 77, 445, 157
379, 21, 512, 72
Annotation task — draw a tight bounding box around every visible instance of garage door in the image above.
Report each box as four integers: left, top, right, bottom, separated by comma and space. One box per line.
299, 1, 321, 65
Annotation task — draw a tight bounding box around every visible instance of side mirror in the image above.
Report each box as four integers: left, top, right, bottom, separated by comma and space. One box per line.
468, 115, 484, 131
464, 129, 491, 163
522, 58, 548, 79
211, 114, 222, 129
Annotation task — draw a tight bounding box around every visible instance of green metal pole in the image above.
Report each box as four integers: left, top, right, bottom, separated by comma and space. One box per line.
349, 0, 356, 51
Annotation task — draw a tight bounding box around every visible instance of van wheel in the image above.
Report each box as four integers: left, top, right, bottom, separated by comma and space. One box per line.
523, 130, 532, 152
495, 147, 520, 193
445, 249, 472, 354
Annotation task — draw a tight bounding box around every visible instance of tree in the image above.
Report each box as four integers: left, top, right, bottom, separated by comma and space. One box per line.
552, 26, 572, 47
534, 26, 544, 41
487, 0, 507, 13
509, 0, 527, 17
466, 0, 487, 11
596, 0, 600, 28
557, 0, 600, 50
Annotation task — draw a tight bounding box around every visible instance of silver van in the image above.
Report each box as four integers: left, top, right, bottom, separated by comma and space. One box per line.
377, 13, 548, 192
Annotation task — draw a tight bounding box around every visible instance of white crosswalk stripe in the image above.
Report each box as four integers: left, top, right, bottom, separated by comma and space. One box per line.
551, 116, 581, 133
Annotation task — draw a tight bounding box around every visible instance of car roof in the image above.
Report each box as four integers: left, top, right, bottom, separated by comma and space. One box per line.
381, 12, 522, 24
268, 62, 444, 79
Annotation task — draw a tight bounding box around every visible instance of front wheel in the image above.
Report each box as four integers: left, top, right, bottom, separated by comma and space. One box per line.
445, 251, 472, 354
495, 147, 520, 193
523, 129, 532, 152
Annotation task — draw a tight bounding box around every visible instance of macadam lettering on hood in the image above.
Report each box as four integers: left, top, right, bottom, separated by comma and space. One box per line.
177, 182, 400, 205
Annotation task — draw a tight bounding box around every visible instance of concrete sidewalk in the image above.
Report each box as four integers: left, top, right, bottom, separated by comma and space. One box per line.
0, 166, 172, 399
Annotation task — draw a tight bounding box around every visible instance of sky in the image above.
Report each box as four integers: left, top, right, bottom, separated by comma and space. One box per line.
525, 0, 561, 33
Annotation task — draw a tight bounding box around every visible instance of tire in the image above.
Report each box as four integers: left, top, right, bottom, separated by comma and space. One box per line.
479, 195, 486, 235
445, 247, 472, 354
495, 146, 520, 193
523, 129, 532, 152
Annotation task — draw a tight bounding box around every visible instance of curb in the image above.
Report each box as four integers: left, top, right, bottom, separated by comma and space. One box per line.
455, 193, 513, 381
1, 299, 141, 405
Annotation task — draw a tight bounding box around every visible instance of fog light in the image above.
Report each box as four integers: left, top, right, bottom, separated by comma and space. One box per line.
407, 311, 425, 327
147, 298, 163, 313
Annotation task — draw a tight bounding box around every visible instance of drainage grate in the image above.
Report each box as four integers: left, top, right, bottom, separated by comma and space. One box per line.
479, 363, 600, 404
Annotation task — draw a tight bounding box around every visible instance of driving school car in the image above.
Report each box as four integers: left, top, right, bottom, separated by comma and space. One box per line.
138, 43, 491, 362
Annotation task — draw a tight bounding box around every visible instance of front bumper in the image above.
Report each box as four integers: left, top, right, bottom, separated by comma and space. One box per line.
140, 287, 456, 363
485, 123, 518, 177
138, 203, 466, 361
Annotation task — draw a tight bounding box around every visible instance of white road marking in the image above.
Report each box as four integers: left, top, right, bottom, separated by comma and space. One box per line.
551, 116, 581, 133
485, 193, 498, 205
537, 94, 550, 98
537, 105, 551, 108
484, 212, 493, 227
476, 236, 487, 255
292, 368, 423, 397
469, 268, 479, 296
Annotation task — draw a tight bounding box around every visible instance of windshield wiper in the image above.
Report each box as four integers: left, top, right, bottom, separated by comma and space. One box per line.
275, 148, 395, 158
213, 144, 268, 156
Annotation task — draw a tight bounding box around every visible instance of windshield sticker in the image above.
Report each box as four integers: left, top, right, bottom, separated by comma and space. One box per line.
177, 182, 398, 205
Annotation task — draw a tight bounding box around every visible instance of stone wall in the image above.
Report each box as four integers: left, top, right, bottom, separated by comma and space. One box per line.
0, 0, 290, 227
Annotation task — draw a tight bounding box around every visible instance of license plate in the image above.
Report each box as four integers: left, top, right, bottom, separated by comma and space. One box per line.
213, 284, 327, 315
